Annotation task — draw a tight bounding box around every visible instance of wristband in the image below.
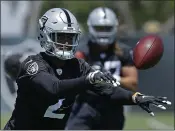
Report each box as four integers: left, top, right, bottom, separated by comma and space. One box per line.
132, 92, 142, 103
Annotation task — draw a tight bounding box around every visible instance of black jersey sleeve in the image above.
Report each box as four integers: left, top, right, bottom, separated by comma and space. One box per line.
17, 57, 89, 97
110, 86, 135, 105
119, 43, 134, 66
123, 48, 134, 66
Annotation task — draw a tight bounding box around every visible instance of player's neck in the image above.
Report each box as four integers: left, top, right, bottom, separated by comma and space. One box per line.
42, 52, 65, 68
50, 58, 65, 68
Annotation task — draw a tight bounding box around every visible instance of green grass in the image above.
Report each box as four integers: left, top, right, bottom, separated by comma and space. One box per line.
1, 113, 11, 129
1, 112, 174, 130
124, 112, 174, 130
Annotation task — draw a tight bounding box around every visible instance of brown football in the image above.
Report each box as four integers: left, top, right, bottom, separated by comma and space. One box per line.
133, 35, 164, 70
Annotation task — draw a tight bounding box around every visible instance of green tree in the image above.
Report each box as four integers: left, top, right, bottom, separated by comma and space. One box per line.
39, 1, 118, 31
39, 1, 174, 31
128, 0, 174, 29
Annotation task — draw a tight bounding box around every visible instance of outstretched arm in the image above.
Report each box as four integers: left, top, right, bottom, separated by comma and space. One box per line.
109, 85, 171, 116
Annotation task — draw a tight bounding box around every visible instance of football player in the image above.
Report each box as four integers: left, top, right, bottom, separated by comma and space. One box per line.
3, 8, 136, 130
65, 7, 170, 130
74, 7, 137, 130
4, 8, 171, 130
3, 8, 115, 130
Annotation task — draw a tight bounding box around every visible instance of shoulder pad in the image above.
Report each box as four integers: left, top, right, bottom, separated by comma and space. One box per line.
17, 55, 48, 79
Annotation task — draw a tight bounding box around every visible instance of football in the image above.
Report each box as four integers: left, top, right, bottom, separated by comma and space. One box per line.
133, 35, 164, 70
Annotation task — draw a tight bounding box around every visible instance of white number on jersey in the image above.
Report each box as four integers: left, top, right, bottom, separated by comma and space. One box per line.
104, 60, 121, 76
44, 99, 65, 119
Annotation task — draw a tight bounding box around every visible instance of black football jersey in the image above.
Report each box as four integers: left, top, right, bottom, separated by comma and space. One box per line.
77, 34, 134, 77
4, 52, 92, 130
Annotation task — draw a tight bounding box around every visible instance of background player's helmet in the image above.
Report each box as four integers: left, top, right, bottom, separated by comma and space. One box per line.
38, 8, 81, 60
87, 7, 119, 45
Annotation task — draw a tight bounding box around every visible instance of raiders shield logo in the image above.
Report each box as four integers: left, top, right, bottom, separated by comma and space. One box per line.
26, 62, 39, 75
56, 68, 62, 75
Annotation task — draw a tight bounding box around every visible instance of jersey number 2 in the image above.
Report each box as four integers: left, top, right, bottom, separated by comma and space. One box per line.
44, 99, 65, 119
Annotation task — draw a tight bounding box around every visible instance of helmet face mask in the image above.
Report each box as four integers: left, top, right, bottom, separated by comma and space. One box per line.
38, 8, 81, 60
89, 25, 118, 45
47, 32, 79, 59
87, 7, 119, 45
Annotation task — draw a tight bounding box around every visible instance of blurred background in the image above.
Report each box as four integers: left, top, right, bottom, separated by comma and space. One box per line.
1, 1, 174, 129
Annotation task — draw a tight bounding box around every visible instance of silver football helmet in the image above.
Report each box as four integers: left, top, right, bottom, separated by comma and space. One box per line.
87, 7, 119, 45
38, 8, 81, 60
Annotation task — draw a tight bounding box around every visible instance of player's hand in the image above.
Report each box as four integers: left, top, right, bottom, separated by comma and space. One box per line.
86, 70, 120, 96
86, 70, 116, 85
91, 61, 103, 71
90, 62, 120, 86
103, 71, 120, 87
132, 92, 172, 116
90, 82, 115, 96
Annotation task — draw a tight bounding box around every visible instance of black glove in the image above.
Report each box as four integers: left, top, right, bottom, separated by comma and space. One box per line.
90, 82, 115, 96
132, 92, 171, 116
91, 61, 103, 71
91, 61, 109, 73
85, 70, 119, 96
103, 71, 120, 87
91, 62, 120, 87
86, 70, 116, 85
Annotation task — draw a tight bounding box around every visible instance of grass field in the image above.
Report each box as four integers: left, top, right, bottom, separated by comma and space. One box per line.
1, 112, 174, 130
124, 112, 174, 130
